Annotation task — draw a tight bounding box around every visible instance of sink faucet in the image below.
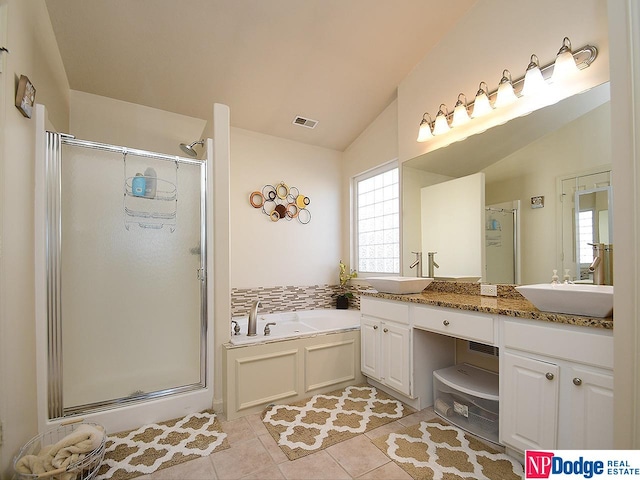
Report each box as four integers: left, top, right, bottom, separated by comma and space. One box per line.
248, 300, 260, 336
588, 243, 605, 285
427, 252, 439, 278
410, 251, 422, 277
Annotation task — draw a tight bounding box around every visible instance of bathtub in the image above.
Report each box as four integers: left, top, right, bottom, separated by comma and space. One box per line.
229, 309, 360, 345
224, 308, 364, 419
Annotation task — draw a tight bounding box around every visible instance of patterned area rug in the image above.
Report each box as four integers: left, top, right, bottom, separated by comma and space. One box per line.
262, 385, 415, 461
95, 410, 229, 480
372, 417, 524, 480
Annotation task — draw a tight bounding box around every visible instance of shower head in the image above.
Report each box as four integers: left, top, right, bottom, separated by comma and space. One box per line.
179, 140, 205, 157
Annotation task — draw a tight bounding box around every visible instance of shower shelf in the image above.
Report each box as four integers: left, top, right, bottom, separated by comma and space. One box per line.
124, 176, 177, 231
124, 176, 177, 201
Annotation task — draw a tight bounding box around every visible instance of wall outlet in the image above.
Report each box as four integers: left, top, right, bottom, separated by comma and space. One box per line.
480, 284, 498, 297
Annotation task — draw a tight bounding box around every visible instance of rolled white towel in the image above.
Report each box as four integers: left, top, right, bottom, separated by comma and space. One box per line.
50, 424, 104, 469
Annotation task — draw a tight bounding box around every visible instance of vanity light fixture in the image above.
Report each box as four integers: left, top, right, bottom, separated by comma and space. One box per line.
521, 54, 547, 96
417, 113, 434, 142
471, 82, 493, 118
552, 37, 580, 81
494, 70, 518, 108
416, 37, 597, 142
433, 104, 451, 135
451, 93, 471, 127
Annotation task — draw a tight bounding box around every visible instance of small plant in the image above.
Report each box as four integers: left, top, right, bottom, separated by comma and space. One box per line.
335, 261, 357, 308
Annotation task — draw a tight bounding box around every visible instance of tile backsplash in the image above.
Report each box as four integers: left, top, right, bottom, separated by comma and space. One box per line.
230, 284, 366, 317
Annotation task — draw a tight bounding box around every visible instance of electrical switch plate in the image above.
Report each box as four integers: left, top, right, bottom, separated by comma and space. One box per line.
480, 284, 497, 297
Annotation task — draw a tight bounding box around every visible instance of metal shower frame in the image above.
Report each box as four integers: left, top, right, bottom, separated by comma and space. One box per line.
45, 132, 208, 419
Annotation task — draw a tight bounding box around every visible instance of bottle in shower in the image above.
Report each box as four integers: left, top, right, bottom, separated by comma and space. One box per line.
132, 173, 146, 197
144, 167, 157, 198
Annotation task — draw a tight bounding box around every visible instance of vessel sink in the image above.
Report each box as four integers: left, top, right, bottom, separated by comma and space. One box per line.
515, 283, 613, 318
366, 276, 433, 294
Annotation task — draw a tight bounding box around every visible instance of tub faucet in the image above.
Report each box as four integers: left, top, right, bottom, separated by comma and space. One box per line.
248, 300, 260, 336
427, 252, 439, 278
410, 252, 422, 277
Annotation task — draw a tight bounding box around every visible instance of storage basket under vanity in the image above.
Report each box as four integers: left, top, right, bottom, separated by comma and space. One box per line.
433, 363, 499, 444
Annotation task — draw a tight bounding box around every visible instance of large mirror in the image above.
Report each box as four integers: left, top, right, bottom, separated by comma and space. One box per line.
402, 82, 611, 285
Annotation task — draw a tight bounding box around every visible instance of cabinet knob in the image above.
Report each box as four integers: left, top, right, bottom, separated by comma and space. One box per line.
373, 325, 378, 330
573, 377, 582, 386
383, 328, 389, 333
545, 372, 555, 380
443, 320, 450, 326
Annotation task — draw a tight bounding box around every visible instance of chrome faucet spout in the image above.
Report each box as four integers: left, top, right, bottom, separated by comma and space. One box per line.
589, 256, 603, 285
588, 243, 606, 285
410, 252, 422, 277
427, 252, 439, 278
248, 300, 260, 336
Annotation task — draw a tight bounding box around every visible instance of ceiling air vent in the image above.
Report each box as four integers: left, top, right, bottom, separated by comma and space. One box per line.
292, 116, 318, 129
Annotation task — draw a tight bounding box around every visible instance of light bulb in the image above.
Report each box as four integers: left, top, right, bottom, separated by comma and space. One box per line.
471, 82, 493, 118
451, 93, 471, 127
522, 54, 548, 96
417, 114, 433, 142
432, 104, 450, 135
553, 37, 579, 81
494, 70, 517, 108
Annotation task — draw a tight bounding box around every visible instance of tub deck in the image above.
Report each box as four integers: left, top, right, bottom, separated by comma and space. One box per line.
229, 309, 360, 345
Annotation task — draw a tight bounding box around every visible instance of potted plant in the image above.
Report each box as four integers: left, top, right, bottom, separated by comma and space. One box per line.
335, 261, 357, 309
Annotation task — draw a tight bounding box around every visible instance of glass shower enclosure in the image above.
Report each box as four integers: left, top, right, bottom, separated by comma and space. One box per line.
45, 132, 207, 418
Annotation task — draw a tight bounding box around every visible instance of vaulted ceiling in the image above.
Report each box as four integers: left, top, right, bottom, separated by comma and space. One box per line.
45, 0, 476, 151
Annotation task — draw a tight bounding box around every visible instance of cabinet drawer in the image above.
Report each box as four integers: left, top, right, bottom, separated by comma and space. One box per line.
360, 297, 409, 325
503, 320, 613, 369
413, 305, 494, 344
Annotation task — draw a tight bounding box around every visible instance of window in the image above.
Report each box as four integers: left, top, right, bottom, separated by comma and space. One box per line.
578, 209, 595, 264
354, 164, 399, 274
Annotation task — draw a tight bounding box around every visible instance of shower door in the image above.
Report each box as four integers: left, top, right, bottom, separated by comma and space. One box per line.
46, 133, 207, 418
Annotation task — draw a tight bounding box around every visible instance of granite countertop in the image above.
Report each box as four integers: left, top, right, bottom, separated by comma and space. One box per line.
359, 281, 613, 330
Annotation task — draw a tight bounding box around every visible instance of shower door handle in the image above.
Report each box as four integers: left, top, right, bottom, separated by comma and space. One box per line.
197, 268, 206, 281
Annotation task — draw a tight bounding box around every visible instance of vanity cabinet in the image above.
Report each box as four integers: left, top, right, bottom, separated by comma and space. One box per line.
413, 304, 494, 344
500, 318, 613, 452
360, 298, 411, 396
501, 351, 560, 451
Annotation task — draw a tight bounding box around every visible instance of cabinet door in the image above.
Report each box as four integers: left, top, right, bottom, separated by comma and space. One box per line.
360, 316, 381, 380
382, 321, 411, 396
567, 365, 614, 449
502, 351, 559, 452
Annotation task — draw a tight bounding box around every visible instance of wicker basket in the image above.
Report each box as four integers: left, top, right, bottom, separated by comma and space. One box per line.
13, 420, 106, 480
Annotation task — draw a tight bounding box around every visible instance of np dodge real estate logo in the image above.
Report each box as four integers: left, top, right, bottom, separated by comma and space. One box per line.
525, 450, 640, 479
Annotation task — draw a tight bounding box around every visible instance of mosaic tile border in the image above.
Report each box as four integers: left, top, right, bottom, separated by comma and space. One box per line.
230, 281, 522, 317
230, 284, 368, 317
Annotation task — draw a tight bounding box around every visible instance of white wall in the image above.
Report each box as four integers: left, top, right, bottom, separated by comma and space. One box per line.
230, 128, 342, 288
608, 0, 640, 448
0, 0, 70, 476
397, 0, 610, 164
420, 173, 485, 279
69, 90, 207, 157
342, 100, 398, 268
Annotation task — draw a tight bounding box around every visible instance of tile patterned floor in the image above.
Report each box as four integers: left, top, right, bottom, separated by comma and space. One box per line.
135, 407, 443, 480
